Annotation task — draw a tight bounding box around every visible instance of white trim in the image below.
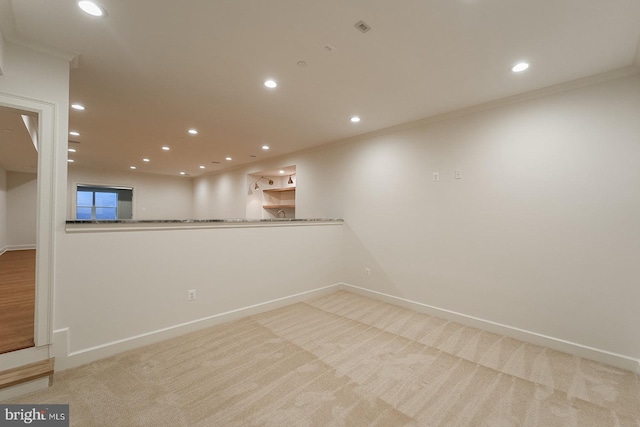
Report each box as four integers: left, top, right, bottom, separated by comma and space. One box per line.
341, 283, 640, 374
5, 244, 36, 251
53, 283, 342, 371
49, 281, 640, 375
0, 346, 50, 371
0, 92, 57, 355
0, 377, 49, 402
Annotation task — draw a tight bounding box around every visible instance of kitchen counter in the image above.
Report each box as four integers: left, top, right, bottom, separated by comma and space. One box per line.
65, 218, 343, 232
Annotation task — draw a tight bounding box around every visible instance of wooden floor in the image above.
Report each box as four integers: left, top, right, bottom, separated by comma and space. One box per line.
0, 250, 35, 354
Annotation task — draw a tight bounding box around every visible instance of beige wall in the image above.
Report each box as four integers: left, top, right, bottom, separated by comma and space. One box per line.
194, 73, 640, 365
68, 166, 195, 220
6, 171, 37, 248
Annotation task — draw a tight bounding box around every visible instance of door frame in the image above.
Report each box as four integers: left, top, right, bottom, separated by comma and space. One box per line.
0, 92, 57, 348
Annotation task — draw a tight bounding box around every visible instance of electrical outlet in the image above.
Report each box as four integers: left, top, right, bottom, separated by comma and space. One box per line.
433, 172, 440, 181
455, 170, 461, 180
365, 268, 371, 276
188, 289, 196, 301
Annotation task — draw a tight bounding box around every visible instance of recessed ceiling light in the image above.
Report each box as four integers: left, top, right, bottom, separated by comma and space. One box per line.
511, 62, 530, 73
68, 148, 77, 153
69, 131, 80, 136
350, 116, 361, 123
264, 80, 277, 88
130, 166, 136, 170
199, 165, 205, 169
78, 1, 106, 17
225, 157, 232, 161
67, 159, 74, 163
162, 146, 170, 151
188, 129, 198, 135
71, 104, 85, 110
279, 170, 285, 174
180, 171, 186, 175
143, 158, 150, 162
261, 145, 270, 150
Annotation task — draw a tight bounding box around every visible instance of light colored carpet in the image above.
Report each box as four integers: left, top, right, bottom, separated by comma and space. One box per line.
4, 290, 639, 426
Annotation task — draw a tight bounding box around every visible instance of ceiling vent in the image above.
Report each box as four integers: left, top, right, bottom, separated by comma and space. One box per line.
354, 20, 371, 33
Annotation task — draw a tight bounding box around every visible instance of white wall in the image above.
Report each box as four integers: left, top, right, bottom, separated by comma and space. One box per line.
0, 167, 7, 251
340, 74, 640, 361
194, 73, 640, 366
68, 166, 195, 219
6, 171, 37, 248
55, 222, 343, 368
0, 41, 69, 383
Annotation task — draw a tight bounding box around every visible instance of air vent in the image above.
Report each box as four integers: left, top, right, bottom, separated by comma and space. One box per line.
354, 20, 371, 33
211, 161, 220, 164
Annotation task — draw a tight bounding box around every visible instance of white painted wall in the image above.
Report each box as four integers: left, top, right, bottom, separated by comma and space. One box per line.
68, 166, 195, 219
2, 34, 639, 379
194, 73, 640, 365
6, 171, 36, 247
339, 74, 640, 362
0, 167, 7, 251
55, 222, 343, 367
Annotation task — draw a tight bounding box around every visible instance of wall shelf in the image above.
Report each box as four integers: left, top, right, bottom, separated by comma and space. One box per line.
262, 187, 295, 210
262, 187, 296, 193
263, 204, 295, 209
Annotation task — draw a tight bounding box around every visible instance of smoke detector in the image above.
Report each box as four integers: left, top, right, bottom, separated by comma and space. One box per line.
354, 20, 371, 33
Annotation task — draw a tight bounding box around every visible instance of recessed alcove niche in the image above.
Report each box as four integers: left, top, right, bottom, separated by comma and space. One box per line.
246, 165, 296, 219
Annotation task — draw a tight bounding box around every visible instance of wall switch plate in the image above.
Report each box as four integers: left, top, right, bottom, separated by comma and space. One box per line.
433, 172, 440, 181
455, 170, 461, 179
188, 289, 196, 301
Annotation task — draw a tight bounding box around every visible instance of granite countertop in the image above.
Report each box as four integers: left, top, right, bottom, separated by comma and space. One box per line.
66, 218, 343, 224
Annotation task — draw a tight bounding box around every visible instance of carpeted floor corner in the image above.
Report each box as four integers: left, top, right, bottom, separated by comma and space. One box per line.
4, 290, 640, 426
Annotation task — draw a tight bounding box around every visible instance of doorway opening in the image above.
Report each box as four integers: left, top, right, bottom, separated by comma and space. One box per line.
0, 106, 38, 354
0, 93, 56, 358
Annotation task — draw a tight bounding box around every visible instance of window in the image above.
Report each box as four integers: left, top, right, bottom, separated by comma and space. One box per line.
76, 185, 133, 220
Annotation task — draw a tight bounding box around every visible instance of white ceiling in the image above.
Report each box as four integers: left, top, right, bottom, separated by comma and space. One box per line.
1, 0, 639, 177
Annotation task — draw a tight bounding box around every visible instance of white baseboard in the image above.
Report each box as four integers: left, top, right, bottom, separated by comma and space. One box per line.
0, 246, 6, 256
5, 244, 36, 251
341, 283, 640, 374
0, 346, 50, 371
54, 283, 342, 371
48, 282, 640, 375
0, 377, 50, 402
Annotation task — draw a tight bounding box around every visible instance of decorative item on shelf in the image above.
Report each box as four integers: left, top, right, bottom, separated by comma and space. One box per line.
288, 174, 294, 185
